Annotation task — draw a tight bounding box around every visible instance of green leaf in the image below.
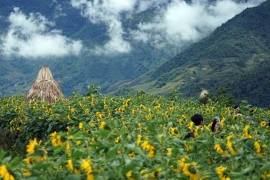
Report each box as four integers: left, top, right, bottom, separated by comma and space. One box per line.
2, 156, 12, 163
31, 162, 51, 171
111, 159, 121, 167
24, 177, 40, 180
133, 147, 144, 156
241, 164, 255, 175
125, 143, 135, 150
65, 174, 81, 180
260, 163, 270, 172
0, 149, 6, 160
9, 157, 22, 167
229, 172, 243, 178
53, 156, 67, 167
52, 146, 66, 155
106, 145, 120, 159
72, 149, 86, 159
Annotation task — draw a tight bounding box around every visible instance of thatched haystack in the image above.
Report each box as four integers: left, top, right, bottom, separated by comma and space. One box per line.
25, 66, 64, 103
200, 90, 209, 98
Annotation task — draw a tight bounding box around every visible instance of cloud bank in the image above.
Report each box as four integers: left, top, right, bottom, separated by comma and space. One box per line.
0, 0, 265, 57
0, 8, 83, 59
71, 0, 136, 55
132, 0, 266, 47
71, 0, 266, 52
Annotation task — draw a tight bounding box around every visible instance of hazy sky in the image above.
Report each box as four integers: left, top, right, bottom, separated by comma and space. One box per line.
0, 0, 266, 58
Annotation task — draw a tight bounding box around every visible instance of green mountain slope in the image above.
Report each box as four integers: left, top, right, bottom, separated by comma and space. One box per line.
115, 0, 270, 107
0, 0, 181, 97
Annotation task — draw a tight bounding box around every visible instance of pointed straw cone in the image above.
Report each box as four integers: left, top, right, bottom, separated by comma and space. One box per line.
25, 66, 64, 103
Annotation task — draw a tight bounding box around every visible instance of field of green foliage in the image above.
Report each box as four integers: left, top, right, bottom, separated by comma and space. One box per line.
0, 91, 270, 180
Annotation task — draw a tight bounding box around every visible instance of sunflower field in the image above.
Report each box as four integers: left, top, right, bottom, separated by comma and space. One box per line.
0, 93, 270, 180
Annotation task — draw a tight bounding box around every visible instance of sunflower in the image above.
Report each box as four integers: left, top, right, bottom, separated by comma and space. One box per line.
216, 166, 230, 180
137, 135, 142, 146
254, 140, 263, 156
182, 163, 199, 180
81, 158, 94, 180
214, 144, 223, 154
260, 121, 267, 127
26, 138, 39, 154
243, 125, 253, 139
0, 165, 15, 180
126, 170, 135, 180
99, 121, 106, 130
66, 159, 74, 172
167, 148, 172, 156
140, 169, 149, 178
22, 168, 31, 177
148, 146, 155, 158
227, 135, 236, 155
78, 122, 83, 129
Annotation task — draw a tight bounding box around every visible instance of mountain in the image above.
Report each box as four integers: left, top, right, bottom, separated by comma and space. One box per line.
113, 0, 270, 107
0, 0, 182, 97
0, 0, 266, 100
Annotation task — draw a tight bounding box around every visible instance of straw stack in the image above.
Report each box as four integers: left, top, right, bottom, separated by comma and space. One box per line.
25, 66, 64, 103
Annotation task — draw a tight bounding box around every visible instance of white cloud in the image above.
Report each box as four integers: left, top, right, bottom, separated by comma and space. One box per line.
71, 0, 137, 54
135, 0, 169, 12
70, 0, 266, 52
53, 4, 67, 18
130, 30, 149, 43
92, 18, 131, 54
0, 8, 83, 58
131, 0, 266, 47
1, 0, 264, 57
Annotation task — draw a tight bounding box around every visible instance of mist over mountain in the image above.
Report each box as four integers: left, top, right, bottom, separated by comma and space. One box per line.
116, 0, 270, 107
0, 0, 266, 97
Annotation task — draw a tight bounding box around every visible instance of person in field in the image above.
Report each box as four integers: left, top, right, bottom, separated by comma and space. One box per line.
211, 117, 221, 133
245, 109, 255, 124
184, 113, 204, 139
233, 105, 241, 115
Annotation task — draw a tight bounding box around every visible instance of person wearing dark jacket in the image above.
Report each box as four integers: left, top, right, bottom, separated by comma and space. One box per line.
184, 114, 204, 139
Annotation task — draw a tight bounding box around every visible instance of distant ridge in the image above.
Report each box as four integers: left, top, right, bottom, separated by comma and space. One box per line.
114, 0, 270, 107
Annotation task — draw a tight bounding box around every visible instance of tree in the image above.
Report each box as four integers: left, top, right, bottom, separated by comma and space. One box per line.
85, 84, 101, 96
199, 87, 236, 107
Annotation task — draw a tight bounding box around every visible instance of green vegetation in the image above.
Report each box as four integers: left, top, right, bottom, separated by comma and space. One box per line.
199, 87, 236, 107
120, 0, 270, 108
1, 0, 270, 109
0, 1, 181, 97
0, 92, 270, 179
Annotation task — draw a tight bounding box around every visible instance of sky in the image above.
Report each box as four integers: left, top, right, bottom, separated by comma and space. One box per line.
0, 0, 266, 58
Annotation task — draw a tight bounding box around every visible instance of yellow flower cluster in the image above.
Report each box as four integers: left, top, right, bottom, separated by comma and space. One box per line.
141, 141, 155, 158
177, 156, 199, 180
81, 159, 94, 180
126, 170, 135, 180
214, 144, 227, 157
50, 132, 64, 146
26, 138, 40, 154
226, 135, 236, 155
0, 165, 15, 180
243, 125, 253, 139
216, 166, 230, 180
182, 162, 198, 180
254, 140, 262, 156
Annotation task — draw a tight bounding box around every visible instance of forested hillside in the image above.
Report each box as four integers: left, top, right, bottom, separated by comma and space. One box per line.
117, 0, 270, 107
0, 0, 182, 96
0, 0, 264, 98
